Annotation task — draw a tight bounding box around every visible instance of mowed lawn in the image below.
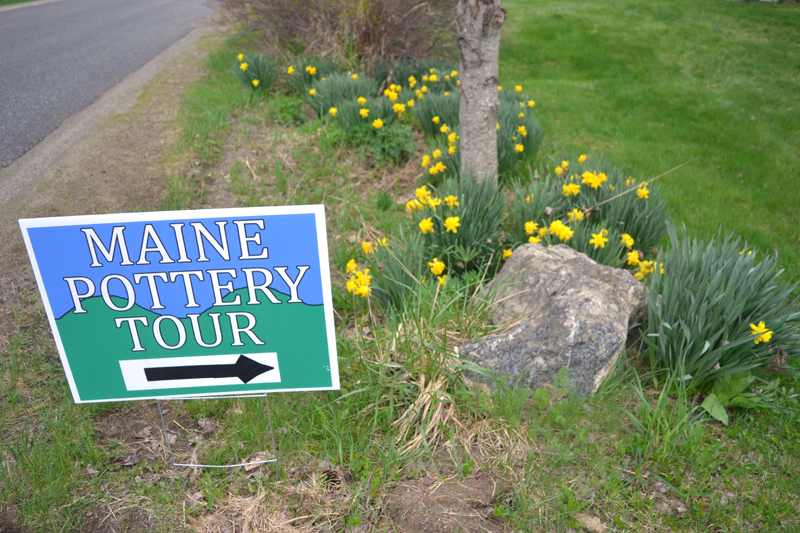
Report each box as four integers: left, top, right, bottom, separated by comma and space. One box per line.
501, 0, 800, 280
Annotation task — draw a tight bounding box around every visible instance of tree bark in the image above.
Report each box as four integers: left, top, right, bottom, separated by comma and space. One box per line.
456, 0, 506, 185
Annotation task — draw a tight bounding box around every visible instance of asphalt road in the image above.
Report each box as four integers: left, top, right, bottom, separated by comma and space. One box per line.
0, 0, 215, 169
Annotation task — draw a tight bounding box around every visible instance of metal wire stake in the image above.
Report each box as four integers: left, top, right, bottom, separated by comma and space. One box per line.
156, 394, 279, 475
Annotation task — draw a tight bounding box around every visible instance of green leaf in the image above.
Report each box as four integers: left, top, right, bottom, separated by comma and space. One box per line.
700, 393, 729, 425
727, 372, 756, 397
728, 394, 761, 409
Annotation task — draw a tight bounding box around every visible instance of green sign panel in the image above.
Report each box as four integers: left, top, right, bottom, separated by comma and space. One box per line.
20, 206, 339, 403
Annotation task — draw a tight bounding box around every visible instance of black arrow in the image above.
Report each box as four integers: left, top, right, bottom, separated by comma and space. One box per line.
144, 355, 274, 384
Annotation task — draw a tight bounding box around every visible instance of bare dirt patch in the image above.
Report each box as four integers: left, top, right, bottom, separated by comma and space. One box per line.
386, 471, 506, 533
0, 506, 24, 533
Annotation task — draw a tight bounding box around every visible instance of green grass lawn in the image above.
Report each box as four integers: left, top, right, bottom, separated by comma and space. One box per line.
501, 0, 800, 280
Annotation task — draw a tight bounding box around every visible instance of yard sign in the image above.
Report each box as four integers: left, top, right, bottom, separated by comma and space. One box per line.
20, 205, 339, 403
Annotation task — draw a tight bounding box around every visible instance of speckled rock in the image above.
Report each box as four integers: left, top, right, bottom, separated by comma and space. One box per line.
460, 243, 645, 396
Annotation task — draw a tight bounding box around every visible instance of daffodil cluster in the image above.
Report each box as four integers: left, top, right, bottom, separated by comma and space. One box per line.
548, 219, 574, 242
406, 186, 460, 236
233, 52, 279, 93
345, 259, 372, 298
507, 151, 667, 272
420, 143, 450, 177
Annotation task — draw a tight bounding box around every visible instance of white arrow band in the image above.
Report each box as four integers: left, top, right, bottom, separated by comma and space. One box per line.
119, 353, 280, 391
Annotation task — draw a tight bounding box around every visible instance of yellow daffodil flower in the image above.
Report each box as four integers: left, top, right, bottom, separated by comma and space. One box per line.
503, 248, 512, 259
416, 185, 432, 202
238, 53, 244, 61
428, 257, 445, 276
360, 108, 369, 118
444, 195, 460, 208
620, 234, 634, 249
373, 118, 384, 129
428, 161, 446, 175
581, 171, 602, 190
329, 107, 337, 117
252, 80, 259, 88
362, 241, 374, 254
287, 65, 294, 75
406, 199, 424, 213
240, 62, 248, 71
444, 216, 461, 233
549, 220, 574, 241
750, 321, 773, 344
590, 229, 609, 249
568, 208, 584, 222
562, 183, 581, 197
419, 218, 434, 234
346, 259, 357, 273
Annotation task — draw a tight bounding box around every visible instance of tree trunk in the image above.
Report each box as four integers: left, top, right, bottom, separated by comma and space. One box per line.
456, 0, 506, 185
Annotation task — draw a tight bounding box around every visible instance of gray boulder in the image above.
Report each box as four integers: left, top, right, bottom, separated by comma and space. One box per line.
459, 243, 644, 396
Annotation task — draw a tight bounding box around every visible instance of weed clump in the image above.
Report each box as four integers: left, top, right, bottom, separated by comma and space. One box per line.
220, 0, 457, 67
